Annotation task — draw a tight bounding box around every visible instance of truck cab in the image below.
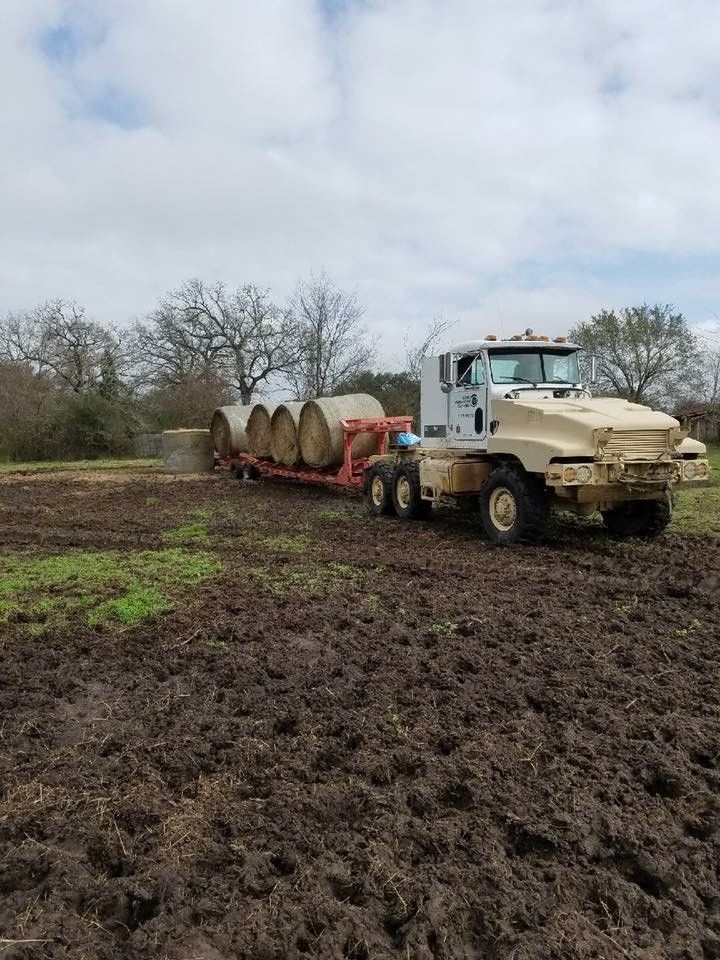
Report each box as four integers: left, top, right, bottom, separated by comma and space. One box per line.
421, 336, 584, 449
366, 332, 710, 544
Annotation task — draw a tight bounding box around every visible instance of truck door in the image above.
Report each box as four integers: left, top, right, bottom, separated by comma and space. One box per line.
449, 354, 488, 445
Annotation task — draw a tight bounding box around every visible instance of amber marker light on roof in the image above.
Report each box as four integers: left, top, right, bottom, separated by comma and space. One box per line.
539, 335, 549, 341
510, 335, 523, 341
485, 334, 497, 340
554, 336, 567, 343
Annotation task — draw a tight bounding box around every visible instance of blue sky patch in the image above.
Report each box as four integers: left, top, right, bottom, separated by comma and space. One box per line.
39, 22, 80, 65
87, 87, 145, 130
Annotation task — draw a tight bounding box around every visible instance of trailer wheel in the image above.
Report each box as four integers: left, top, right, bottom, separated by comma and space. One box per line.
392, 462, 431, 520
601, 499, 671, 538
479, 467, 547, 544
365, 463, 395, 516
239, 461, 260, 481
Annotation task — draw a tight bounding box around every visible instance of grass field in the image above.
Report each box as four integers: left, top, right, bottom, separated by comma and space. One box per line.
0, 456, 162, 474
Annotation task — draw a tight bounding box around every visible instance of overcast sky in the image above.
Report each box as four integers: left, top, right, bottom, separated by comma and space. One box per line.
2, 0, 719, 364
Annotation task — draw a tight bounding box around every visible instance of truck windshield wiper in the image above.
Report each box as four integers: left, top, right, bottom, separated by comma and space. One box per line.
496, 376, 537, 384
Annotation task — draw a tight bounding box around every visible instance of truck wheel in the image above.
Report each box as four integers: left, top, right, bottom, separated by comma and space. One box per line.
601, 499, 671, 538
365, 463, 395, 516
392, 462, 431, 520
479, 467, 547, 544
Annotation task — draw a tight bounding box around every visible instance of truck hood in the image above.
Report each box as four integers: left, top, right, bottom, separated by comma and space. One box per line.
487, 396, 684, 472
493, 395, 679, 431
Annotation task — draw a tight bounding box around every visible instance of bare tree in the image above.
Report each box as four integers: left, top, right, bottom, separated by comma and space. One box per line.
285, 274, 375, 399
0, 300, 125, 395
131, 279, 293, 403
405, 315, 455, 381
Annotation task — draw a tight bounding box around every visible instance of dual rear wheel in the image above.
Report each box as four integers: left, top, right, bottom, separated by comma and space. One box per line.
366, 461, 431, 520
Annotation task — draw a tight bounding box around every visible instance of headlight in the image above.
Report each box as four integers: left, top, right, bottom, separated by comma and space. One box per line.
684, 460, 708, 479
575, 464, 593, 484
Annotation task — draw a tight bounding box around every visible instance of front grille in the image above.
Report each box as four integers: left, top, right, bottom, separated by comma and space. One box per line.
603, 429, 670, 459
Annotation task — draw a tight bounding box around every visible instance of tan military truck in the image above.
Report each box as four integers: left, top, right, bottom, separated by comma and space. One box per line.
364, 334, 710, 543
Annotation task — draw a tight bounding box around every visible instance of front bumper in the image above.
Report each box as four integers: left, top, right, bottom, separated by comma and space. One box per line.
546, 458, 710, 491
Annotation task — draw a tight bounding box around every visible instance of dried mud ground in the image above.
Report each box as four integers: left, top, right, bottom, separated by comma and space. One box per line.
1, 467, 719, 960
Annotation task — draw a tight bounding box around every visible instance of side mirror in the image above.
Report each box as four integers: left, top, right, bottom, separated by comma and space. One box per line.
439, 352, 453, 384
584, 353, 600, 385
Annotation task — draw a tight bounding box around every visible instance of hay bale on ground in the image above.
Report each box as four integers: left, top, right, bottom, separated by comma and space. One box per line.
162, 429, 214, 474
298, 394, 384, 468
210, 405, 253, 457
247, 403, 279, 458
270, 402, 305, 466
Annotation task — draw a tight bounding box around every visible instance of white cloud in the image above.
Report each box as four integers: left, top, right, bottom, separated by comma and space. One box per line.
1, 0, 719, 361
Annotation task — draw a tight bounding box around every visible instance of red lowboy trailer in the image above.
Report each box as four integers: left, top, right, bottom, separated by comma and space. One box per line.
215, 415, 414, 487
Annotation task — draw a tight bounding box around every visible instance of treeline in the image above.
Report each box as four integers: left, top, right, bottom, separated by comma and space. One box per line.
0, 275, 446, 462
3, 284, 718, 463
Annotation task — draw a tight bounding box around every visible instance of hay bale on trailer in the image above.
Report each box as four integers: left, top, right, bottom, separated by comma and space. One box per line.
162, 429, 215, 474
270, 402, 305, 466
210, 405, 253, 457
298, 394, 384, 468
247, 403, 279, 458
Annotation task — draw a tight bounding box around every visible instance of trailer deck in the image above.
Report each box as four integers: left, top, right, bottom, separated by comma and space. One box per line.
216, 415, 414, 486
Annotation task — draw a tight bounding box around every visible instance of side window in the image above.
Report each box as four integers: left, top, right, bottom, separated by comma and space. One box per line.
457, 355, 485, 386
457, 356, 473, 385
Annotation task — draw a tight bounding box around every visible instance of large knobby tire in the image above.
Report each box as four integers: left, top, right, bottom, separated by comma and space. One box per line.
392, 461, 432, 520
479, 467, 548, 545
365, 463, 395, 516
601, 499, 671, 538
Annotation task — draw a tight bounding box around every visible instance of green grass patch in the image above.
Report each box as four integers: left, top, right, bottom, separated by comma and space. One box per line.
0, 547, 219, 630
261, 534, 309, 553
162, 522, 209, 544
88, 586, 170, 626
0, 458, 161, 474
249, 560, 358, 594
707, 443, 720, 473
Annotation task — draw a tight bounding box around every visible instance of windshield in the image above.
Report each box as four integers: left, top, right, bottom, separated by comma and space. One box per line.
488, 348, 580, 385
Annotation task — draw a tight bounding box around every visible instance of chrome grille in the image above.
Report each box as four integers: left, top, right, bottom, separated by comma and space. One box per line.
603, 429, 670, 459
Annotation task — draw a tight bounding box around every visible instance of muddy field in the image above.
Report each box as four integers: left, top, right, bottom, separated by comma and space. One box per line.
0, 466, 719, 959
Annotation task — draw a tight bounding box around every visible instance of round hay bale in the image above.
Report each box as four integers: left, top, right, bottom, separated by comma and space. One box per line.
247, 403, 279, 458
210, 405, 253, 457
298, 394, 384, 468
162, 429, 215, 474
270, 402, 305, 466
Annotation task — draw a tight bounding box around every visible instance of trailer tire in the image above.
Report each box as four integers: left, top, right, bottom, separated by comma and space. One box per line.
601, 499, 671, 538
479, 467, 547, 544
239, 461, 260, 481
365, 463, 395, 516
392, 462, 431, 520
